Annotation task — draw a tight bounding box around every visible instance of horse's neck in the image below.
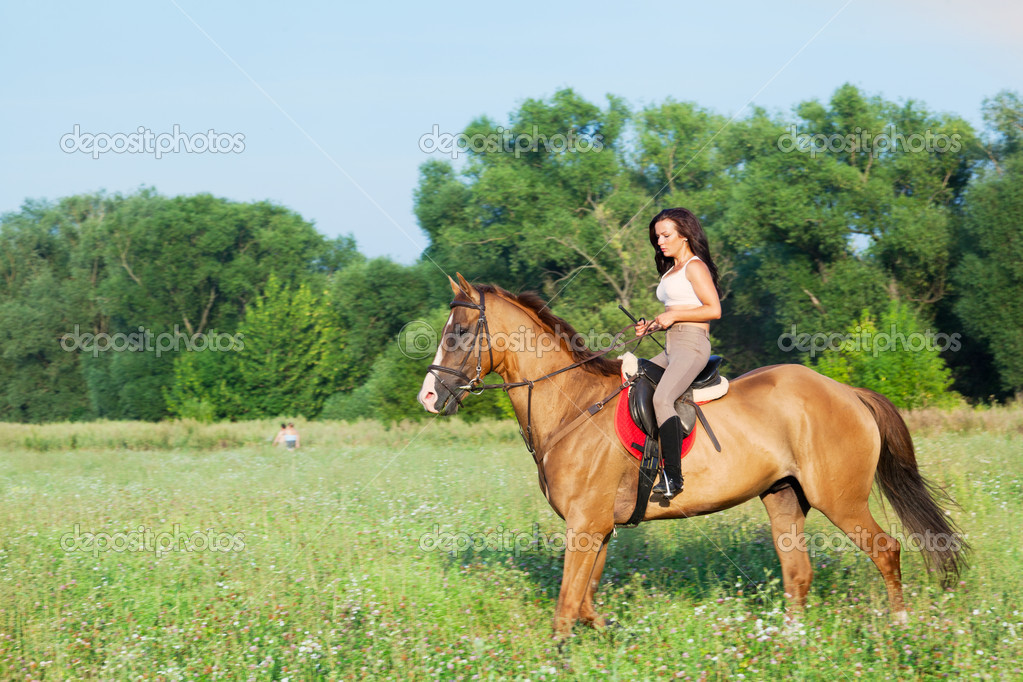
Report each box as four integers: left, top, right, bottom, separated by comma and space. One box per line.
499, 346, 617, 450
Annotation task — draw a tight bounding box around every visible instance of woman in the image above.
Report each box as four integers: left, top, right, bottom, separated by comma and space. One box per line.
634, 207, 722, 499
271, 423, 287, 447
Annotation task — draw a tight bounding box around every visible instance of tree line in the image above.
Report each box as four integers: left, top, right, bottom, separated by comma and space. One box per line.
1, 84, 1020, 423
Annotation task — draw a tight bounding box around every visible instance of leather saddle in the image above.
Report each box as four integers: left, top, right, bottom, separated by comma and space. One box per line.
627, 354, 727, 439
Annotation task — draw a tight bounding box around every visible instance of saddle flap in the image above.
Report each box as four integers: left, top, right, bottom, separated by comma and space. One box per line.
636, 358, 666, 383
628, 371, 659, 436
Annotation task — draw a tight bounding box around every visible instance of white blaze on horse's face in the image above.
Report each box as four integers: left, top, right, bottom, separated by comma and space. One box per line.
417, 310, 455, 413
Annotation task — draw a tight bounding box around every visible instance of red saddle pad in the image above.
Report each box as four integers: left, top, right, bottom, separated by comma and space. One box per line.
613, 383, 697, 461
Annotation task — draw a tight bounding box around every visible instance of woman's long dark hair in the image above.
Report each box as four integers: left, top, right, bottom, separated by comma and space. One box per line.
648, 207, 720, 296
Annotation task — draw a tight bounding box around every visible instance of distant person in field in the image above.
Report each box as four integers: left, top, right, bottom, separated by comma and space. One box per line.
283, 422, 300, 450
272, 423, 287, 447
272, 422, 300, 449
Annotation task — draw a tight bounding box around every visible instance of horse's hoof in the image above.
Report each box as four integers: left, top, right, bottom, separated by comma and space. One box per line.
892, 610, 909, 625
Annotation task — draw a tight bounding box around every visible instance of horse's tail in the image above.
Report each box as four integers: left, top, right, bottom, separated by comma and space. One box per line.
854, 386, 970, 585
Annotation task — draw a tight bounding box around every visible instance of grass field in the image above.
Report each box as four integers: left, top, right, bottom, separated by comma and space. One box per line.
0, 408, 1021, 680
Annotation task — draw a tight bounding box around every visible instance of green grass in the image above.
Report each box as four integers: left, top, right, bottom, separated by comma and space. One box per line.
0, 414, 1020, 679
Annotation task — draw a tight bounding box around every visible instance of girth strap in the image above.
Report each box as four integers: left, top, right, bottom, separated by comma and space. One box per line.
620, 434, 660, 527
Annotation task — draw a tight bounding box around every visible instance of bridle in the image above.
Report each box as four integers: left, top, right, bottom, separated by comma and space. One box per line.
426, 288, 495, 406
426, 285, 652, 457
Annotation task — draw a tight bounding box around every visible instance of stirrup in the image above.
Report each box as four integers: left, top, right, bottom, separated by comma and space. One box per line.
652, 470, 683, 499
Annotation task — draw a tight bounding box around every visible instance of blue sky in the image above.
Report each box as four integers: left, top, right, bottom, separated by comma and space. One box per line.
2, 0, 1020, 264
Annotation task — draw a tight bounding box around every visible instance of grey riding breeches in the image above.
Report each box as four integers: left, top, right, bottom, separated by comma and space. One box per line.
646, 324, 711, 427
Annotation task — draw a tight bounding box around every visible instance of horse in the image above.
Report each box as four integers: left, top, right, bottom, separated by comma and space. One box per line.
417, 273, 968, 635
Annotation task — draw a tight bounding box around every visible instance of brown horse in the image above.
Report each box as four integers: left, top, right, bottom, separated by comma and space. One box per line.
417, 273, 968, 634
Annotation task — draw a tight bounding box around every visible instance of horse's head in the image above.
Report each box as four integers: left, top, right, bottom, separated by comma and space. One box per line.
417, 273, 501, 415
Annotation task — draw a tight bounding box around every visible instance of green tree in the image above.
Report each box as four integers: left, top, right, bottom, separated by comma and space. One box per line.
0, 188, 353, 421
811, 302, 958, 408
953, 156, 1023, 393
166, 274, 348, 419
0, 267, 94, 421
981, 90, 1023, 160
414, 89, 641, 311
0, 199, 99, 422
714, 85, 978, 372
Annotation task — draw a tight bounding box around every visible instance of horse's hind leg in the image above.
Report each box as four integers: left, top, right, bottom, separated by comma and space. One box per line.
820, 503, 906, 622
761, 481, 813, 613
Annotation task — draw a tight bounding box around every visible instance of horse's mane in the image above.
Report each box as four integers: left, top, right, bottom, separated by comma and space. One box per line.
473, 283, 623, 377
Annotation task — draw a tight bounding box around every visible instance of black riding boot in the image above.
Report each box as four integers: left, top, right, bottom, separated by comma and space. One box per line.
652, 416, 685, 499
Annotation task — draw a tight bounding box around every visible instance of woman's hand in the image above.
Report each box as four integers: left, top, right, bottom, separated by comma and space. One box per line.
652, 311, 677, 329
635, 311, 676, 335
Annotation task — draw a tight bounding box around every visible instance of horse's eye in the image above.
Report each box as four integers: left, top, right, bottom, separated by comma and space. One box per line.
453, 324, 466, 336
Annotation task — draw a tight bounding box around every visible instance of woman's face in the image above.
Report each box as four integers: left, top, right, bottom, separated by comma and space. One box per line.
654, 219, 688, 261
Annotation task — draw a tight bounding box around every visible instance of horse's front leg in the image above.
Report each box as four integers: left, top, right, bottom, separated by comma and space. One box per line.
553, 521, 610, 635
578, 536, 611, 627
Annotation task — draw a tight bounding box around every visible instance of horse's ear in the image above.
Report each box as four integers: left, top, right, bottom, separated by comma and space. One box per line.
448, 275, 461, 297
454, 272, 480, 303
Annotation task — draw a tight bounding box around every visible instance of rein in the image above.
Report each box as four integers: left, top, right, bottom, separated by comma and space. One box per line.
427, 287, 657, 458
